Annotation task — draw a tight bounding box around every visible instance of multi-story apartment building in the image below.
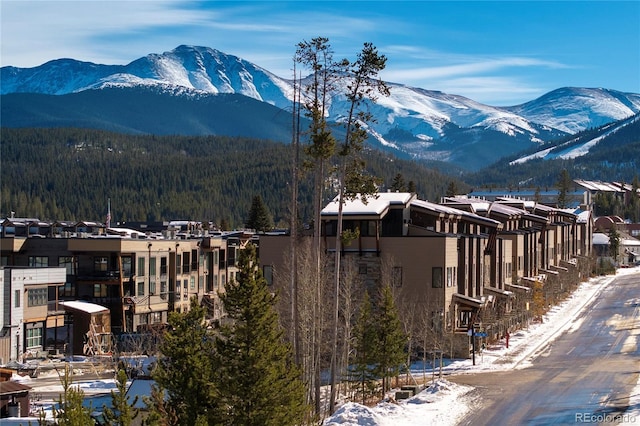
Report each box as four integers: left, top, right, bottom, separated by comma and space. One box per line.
0, 189, 593, 360
0, 267, 66, 363
0, 218, 250, 358
259, 192, 593, 358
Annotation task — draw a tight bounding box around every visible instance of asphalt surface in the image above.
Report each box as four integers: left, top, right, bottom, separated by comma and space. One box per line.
451, 271, 640, 425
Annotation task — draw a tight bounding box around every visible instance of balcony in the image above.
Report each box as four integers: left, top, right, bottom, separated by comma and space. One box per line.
76, 270, 121, 283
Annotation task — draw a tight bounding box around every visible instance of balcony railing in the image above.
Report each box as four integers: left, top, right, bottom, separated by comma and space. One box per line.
77, 270, 122, 281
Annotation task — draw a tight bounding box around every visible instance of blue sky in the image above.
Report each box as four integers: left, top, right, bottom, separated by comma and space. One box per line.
1, 1, 638, 106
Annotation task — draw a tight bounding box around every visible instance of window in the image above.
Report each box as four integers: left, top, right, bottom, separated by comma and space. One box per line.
160, 257, 168, 275
151, 312, 162, 324
138, 257, 146, 277
219, 250, 226, 269
28, 256, 48, 268
150, 279, 156, 296
198, 276, 204, 291
26, 326, 43, 349
213, 274, 219, 290
183, 279, 189, 296
392, 267, 402, 287
122, 256, 133, 278
213, 250, 219, 268
60, 282, 75, 298
176, 254, 182, 275
27, 288, 48, 307
432, 267, 443, 288
160, 281, 167, 300
139, 313, 148, 326
191, 250, 198, 270
227, 247, 237, 267
182, 252, 190, 273
446, 267, 456, 287
15, 290, 20, 307
190, 277, 195, 290
137, 281, 145, 296
263, 265, 273, 286
149, 257, 156, 277
324, 221, 337, 237
362, 220, 377, 237
94, 284, 108, 298
59, 256, 77, 275
94, 256, 108, 272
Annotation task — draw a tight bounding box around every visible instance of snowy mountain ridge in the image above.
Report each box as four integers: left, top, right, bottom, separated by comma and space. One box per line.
510, 112, 640, 165
2, 45, 639, 169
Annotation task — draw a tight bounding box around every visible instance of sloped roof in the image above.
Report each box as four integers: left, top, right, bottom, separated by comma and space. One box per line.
593, 233, 609, 245
60, 300, 109, 314
0, 381, 32, 396
321, 192, 415, 217
574, 179, 626, 192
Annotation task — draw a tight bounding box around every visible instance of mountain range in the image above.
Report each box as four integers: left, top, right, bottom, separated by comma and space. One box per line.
2, 45, 640, 171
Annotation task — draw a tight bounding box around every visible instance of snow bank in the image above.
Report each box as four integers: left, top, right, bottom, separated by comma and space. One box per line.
324, 380, 473, 426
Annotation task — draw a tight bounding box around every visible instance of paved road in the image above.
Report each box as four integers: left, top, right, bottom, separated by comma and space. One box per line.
451, 271, 640, 425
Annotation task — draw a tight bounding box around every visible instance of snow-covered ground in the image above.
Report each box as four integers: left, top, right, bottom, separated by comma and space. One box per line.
6, 268, 639, 425
324, 267, 640, 425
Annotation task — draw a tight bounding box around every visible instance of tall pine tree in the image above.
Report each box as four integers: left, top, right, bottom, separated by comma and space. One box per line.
556, 169, 572, 208
153, 297, 218, 425
374, 284, 407, 395
53, 364, 96, 426
102, 368, 139, 426
214, 243, 307, 426
246, 194, 274, 232
351, 291, 379, 404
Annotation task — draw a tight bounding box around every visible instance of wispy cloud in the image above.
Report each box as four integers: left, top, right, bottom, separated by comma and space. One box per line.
2, 0, 635, 104
385, 56, 567, 80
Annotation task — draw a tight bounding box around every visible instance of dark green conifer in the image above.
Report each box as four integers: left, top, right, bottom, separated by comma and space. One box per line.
52, 364, 95, 426
351, 291, 379, 404
102, 368, 139, 426
374, 284, 407, 394
246, 194, 274, 232
215, 243, 307, 426
391, 173, 406, 192
153, 297, 217, 425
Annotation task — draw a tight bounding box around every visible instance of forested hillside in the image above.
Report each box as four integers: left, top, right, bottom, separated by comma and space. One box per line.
465, 115, 640, 189
1, 128, 465, 227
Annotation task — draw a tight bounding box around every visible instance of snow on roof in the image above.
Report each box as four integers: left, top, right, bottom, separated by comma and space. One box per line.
574, 179, 625, 193
574, 210, 591, 223
106, 227, 146, 238
420, 199, 504, 227
321, 192, 414, 216
622, 238, 640, 247
60, 300, 109, 314
495, 197, 537, 209
592, 233, 609, 245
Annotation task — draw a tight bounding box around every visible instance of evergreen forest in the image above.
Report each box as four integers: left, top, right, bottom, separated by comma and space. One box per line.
0, 127, 465, 227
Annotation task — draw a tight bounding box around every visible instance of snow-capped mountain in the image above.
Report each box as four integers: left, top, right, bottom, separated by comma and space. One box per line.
2, 45, 639, 170
505, 87, 640, 133
510, 112, 640, 165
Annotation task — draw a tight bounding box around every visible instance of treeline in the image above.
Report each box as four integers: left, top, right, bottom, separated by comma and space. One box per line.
0, 127, 466, 227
